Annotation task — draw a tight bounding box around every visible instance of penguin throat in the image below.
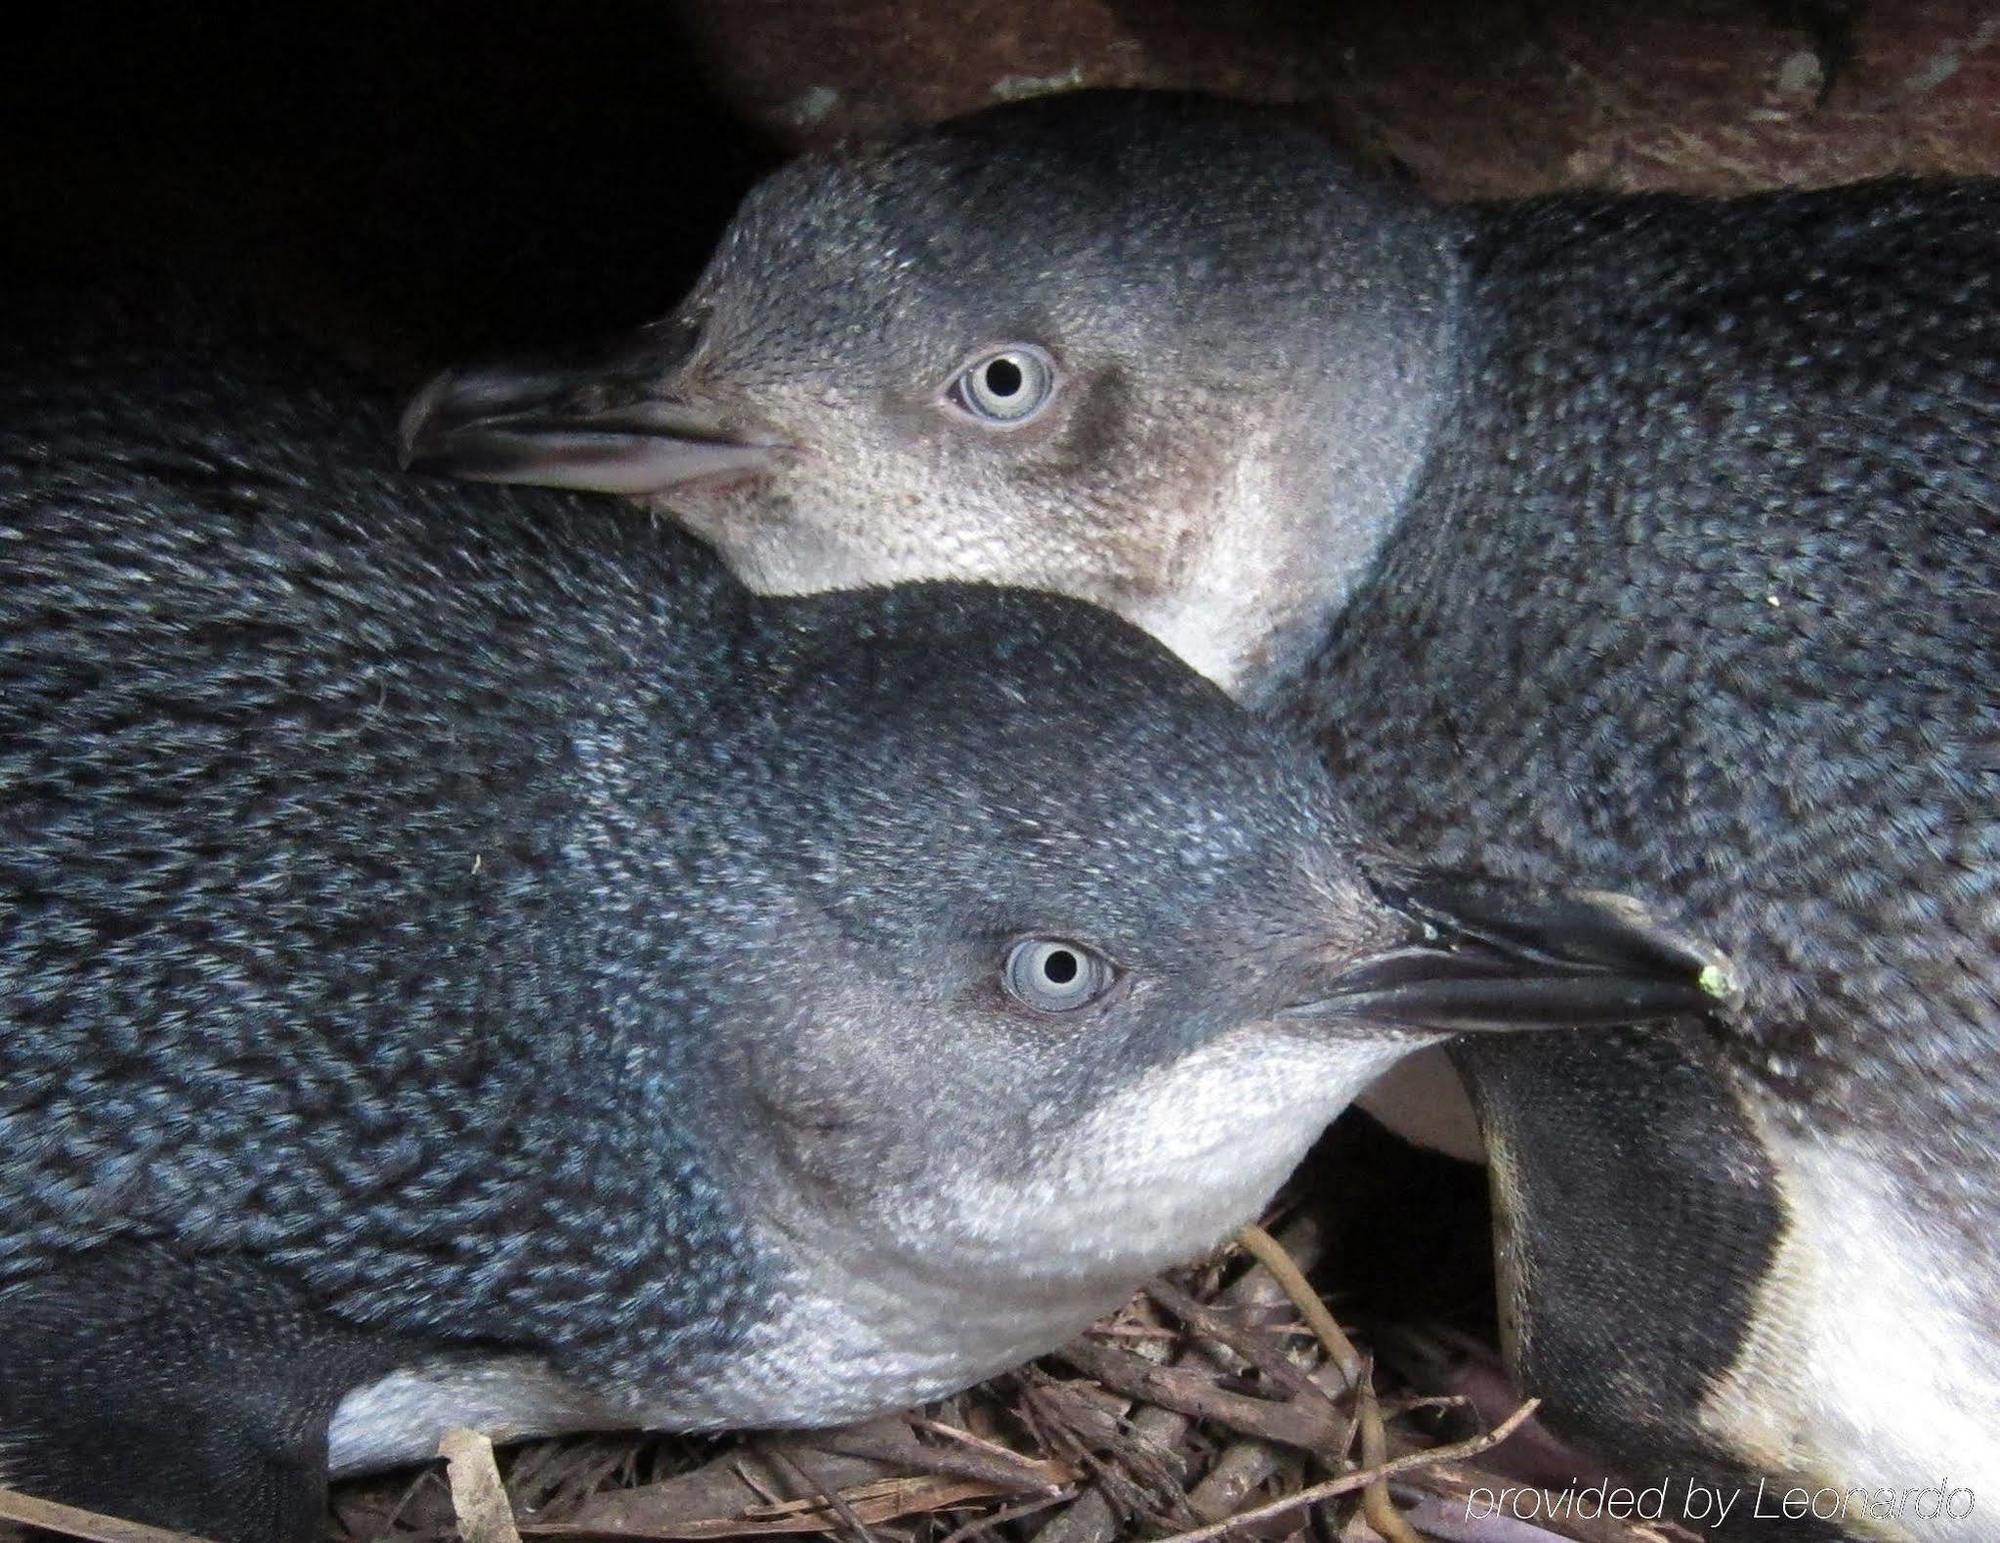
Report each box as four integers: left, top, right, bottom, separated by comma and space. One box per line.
1142, 286, 1466, 706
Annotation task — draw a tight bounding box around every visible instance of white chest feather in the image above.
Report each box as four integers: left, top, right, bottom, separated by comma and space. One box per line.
1700, 1134, 2000, 1540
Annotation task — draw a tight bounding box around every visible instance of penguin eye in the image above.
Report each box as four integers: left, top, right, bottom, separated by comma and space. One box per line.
948, 346, 1057, 426
1003, 938, 1115, 1013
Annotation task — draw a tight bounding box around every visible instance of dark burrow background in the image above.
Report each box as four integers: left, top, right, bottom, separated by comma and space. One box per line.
11, 2, 1998, 382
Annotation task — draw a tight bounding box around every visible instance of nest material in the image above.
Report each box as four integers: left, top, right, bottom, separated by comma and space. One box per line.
0, 1205, 1703, 1543
313, 1222, 1696, 1542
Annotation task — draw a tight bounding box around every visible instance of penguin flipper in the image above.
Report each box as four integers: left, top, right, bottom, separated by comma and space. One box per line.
0, 1246, 405, 1543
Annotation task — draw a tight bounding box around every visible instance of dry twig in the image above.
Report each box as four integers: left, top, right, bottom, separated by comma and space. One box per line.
1144, 1397, 1543, 1543
1233, 1222, 1421, 1543
0, 1488, 215, 1543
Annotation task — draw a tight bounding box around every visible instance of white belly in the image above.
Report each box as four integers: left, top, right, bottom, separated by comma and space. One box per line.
1700, 1134, 2000, 1541
1356, 1045, 1484, 1162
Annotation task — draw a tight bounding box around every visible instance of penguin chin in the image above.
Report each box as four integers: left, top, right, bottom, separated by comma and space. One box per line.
664, 1028, 1421, 1431
924, 1025, 1416, 1286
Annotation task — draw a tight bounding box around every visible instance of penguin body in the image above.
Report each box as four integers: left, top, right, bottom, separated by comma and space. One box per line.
1308, 188, 2000, 1524
401, 93, 2000, 1533
0, 287, 1725, 1541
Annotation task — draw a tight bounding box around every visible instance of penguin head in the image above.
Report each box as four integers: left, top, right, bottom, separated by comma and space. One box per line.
681, 583, 1734, 1307
402, 91, 1463, 696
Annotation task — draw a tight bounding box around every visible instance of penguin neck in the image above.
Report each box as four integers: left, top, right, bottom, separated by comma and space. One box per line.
1172, 214, 1472, 710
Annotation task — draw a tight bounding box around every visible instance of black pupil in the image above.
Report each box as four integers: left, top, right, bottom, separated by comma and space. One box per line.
983, 357, 1024, 397
1041, 948, 1079, 986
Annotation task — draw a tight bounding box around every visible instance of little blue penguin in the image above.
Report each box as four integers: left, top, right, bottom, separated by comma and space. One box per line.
0, 283, 1728, 1543
401, 91, 2000, 1538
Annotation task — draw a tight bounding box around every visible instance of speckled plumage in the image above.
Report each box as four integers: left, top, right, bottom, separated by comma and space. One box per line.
1290, 185, 2000, 1517
0, 287, 1725, 1541
1307, 183, 2000, 1128
398, 93, 2000, 1532
1, 294, 770, 1375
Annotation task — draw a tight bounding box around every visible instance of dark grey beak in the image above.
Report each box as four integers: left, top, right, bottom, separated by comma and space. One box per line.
1301, 864, 1741, 1036
398, 362, 784, 495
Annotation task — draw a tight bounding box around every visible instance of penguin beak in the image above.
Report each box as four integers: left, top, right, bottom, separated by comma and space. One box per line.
1294, 864, 1741, 1036
398, 360, 785, 495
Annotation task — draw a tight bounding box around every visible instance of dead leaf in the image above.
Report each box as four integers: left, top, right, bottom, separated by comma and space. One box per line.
441, 1427, 525, 1543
